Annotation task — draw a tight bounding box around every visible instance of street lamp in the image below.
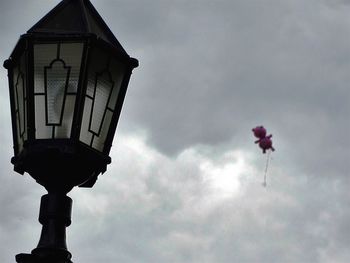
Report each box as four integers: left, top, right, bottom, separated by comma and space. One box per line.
3, 0, 138, 262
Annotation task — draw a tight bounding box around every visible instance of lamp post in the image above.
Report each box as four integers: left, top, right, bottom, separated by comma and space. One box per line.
3, 0, 138, 262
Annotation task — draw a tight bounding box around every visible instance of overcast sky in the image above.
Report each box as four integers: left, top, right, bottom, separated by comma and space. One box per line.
0, 0, 349, 262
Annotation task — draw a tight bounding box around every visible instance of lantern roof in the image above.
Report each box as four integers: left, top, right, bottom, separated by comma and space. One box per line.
28, 0, 127, 55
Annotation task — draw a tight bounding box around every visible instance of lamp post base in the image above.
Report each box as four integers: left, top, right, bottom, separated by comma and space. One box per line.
16, 253, 73, 263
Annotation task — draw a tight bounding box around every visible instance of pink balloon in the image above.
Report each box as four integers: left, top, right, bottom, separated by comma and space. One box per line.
252, 126, 266, 139
252, 126, 275, 154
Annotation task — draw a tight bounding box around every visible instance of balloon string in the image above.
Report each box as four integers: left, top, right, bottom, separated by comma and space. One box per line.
263, 150, 271, 187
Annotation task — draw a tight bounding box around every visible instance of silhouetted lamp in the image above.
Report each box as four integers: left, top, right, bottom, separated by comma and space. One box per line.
3, 0, 138, 262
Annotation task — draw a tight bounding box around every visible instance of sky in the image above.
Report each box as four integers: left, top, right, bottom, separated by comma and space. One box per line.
0, 0, 349, 262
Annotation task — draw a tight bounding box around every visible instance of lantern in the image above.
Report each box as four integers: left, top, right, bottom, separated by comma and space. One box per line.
4, 0, 138, 193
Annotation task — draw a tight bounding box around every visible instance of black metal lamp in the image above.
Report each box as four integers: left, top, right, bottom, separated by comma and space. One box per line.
3, 0, 138, 262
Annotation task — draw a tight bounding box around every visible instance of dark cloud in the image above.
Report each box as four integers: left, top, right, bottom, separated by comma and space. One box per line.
107, 0, 350, 161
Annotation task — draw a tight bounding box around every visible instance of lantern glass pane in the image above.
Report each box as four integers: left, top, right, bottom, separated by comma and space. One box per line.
90, 72, 113, 134
55, 95, 75, 138
46, 60, 70, 125
92, 110, 113, 152
79, 48, 125, 152
79, 98, 93, 146
12, 54, 28, 153
35, 95, 51, 138
107, 59, 125, 110
34, 42, 83, 139
34, 44, 56, 94
60, 43, 83, 93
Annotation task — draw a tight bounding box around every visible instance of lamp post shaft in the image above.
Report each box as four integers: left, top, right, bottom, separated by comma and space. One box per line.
16, 194, 73, 263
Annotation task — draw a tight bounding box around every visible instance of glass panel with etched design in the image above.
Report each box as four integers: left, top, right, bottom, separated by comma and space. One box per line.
33, 42, 83, 139
79, 48, 125, 152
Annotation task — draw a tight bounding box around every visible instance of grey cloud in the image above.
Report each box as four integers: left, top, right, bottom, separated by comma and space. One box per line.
112, 0, 349, 159
0, 0, 349, 262
63, 141, 349, 263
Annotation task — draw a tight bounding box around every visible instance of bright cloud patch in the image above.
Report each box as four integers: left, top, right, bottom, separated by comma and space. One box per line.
200, 151, 254, 199
113, 134, 256, 203
73, 133, 260, 223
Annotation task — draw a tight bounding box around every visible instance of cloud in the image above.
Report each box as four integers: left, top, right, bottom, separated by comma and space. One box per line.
64, 132, 347, 263
107, 0, 350, 168
0, 0, 349, 262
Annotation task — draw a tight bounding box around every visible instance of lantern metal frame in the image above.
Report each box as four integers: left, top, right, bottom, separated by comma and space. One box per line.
4, 0, 138, 193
